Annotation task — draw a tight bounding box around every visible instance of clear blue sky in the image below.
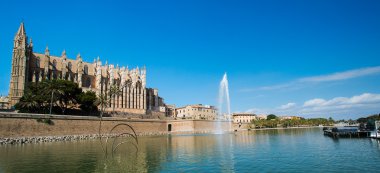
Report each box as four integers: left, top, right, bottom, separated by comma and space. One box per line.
1, 0, 380, 119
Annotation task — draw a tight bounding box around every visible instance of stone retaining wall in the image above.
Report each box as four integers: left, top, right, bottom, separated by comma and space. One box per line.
0, 131, 216, 145
0, 112, 233, 145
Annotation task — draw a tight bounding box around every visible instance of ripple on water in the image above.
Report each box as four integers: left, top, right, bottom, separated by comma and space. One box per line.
1, 128, 380, 172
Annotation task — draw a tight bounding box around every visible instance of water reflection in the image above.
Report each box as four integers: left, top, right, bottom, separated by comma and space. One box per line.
1, 128, 380, 172
369, 138, 380, 150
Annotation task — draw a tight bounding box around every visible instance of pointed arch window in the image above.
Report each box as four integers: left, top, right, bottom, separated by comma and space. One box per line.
84, 77, 91, 88
52, 59, 57, 70
68, 62, 72, 71
35, 58, 40, 68
84, 65, 88, 75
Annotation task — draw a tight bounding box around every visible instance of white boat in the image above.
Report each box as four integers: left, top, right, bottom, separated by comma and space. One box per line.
370, 131, 380, 139
371, 121, 380, 139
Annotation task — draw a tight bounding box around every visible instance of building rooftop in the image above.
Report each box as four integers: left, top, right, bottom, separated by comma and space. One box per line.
177, 104, 216, 109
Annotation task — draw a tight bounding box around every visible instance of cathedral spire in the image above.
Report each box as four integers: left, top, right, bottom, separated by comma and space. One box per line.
45, 46, 50, 56
62, 49, 66, 57
13, 22, 27, 49
15, 22, 26, 40
76, 53, 82, 60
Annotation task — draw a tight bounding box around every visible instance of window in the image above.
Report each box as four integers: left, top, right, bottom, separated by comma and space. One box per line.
84, 65, 88, 75
68, 62, 72, 71
35, 58, 40, 68
84, 77, 91, 87
52, 60, 57, 70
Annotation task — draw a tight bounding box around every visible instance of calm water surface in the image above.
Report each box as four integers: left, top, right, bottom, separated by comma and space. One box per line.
1, 128, 380, 172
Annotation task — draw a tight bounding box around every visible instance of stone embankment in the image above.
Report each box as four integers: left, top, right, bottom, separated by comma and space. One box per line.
0, 134, 100, 145
0, 130, 215, 145
0, 112, 232, 145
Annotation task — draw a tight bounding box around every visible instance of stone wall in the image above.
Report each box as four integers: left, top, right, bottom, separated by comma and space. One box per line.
0, 113, 233, 139
193, 120, 233, 131
168, 121, 194, 132
0, 117, 168, 138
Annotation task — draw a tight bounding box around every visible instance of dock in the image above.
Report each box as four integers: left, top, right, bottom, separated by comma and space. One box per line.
323, 127, 371, 138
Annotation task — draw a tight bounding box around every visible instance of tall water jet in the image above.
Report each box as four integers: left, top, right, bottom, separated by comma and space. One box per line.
216, 73, 231, 133
218, 73, 231, 120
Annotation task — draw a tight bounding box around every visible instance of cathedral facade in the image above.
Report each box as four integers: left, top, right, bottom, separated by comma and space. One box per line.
9, 23, 164, 114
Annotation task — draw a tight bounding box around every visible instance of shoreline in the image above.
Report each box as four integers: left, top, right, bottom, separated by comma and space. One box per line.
0, 126, 322, 145
0, 130, 219, 145
246, 126, 322, 131
0, 112, 326, 145
0, 131, 210, 146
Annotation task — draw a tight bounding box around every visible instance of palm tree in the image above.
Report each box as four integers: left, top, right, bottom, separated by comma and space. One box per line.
42, 80, 64, 115
90, 83, 117, 154
95, 93, 109, 117
94, 83, 139, 157
15, 92, 39, 112
108, 84, 122, 112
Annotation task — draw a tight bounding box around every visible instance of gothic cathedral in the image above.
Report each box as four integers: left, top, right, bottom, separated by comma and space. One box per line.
9, 23, 164, 114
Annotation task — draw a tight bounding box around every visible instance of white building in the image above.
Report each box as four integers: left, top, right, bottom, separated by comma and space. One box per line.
232, 113, 257, 123
176, 104, 217, 120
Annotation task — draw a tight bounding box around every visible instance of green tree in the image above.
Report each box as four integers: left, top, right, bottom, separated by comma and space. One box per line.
41, 80, 82, 114
327, 117, 335, 125
15, 79, 87, 115
78, 91, 98, 115
14, 91, 39, 113
267, 114, 277, 120
54, 80, 82, 114
15, 82, 48, 113
252, 119, 265, 128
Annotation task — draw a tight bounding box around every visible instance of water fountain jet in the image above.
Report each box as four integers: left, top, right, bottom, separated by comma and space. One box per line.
215, 73, 232, 133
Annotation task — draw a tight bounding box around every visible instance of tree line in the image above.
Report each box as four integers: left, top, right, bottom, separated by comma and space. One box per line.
251, 114, 335, 128
251, 113, 380, 129
15, 80, 98, 115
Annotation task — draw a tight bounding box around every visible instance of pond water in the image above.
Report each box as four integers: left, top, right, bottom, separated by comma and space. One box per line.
1, 128, 380, 172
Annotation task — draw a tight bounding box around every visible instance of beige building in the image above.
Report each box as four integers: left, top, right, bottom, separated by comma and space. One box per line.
0, 96, 9, 109
232, 113, 257, 123
257, 114, 267, 120
176, 104, 217, 120
8, 22, 164, 114
165, 104, 176, 117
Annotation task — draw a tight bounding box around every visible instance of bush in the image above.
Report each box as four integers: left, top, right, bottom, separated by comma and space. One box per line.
36, 118, 43, 123
36, 118, 54, 125
43, 119, 54, 125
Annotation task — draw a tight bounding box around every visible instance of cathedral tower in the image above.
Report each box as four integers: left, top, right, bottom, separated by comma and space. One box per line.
9, 22, 32, 107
